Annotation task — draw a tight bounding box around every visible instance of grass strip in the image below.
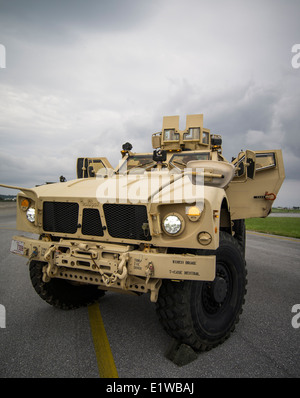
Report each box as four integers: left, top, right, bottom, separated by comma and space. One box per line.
245, 217, 300, 239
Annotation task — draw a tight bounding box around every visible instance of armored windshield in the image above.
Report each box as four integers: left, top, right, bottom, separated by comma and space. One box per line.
118, 152, 210, 174
118, 155, 155, 174
170, 152, 210, 169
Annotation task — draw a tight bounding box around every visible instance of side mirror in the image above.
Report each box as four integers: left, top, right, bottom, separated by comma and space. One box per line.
236, 160, 245, 177
77, 158, 88, 178
88, 165, 95, 177
235, 150, 256, 180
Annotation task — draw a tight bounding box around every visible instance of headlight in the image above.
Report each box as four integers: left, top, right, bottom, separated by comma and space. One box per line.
26, 207, 35, 223
162, 214, 184, 236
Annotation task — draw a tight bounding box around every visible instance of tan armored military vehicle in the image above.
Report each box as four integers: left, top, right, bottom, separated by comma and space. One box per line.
2, 114, 285, 351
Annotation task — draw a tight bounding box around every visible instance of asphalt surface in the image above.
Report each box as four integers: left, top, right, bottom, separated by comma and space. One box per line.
0, 203, 299, 378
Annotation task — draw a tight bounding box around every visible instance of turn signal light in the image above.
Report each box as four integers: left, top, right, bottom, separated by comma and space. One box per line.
21, 199, 30, 211
187, 206, 201, 221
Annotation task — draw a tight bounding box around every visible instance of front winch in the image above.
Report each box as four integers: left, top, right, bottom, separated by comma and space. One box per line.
89, 252, 129, 287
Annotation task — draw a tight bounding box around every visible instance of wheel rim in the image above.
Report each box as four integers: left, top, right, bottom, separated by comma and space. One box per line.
202, 262, 232, 316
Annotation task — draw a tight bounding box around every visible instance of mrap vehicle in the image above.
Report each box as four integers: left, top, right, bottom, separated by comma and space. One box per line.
2, 114, 285, 351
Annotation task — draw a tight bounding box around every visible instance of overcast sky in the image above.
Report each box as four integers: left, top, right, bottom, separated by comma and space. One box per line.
0, 0, 299, 206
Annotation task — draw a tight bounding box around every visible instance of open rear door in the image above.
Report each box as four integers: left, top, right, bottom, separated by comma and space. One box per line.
226, 150, 285, 220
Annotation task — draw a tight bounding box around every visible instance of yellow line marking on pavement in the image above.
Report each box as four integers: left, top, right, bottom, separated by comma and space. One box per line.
88, 302, 118, 378
247, 230, 300, 242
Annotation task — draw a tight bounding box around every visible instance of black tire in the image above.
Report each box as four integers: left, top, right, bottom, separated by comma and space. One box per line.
232, 219, 246, 257
29, 260, 105, 310
156, 232, 247, 351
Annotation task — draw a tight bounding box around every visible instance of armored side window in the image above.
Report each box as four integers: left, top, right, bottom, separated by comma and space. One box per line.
183, 127, 200, 140
163, 129, 179, 141
202, 131, 209, 144
255, 153, 276, 171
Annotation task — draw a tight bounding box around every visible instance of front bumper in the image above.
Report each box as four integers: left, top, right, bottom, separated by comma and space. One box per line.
10, 235, 216, 302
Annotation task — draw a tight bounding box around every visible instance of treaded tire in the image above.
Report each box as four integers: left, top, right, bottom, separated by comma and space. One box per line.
232, 219, 246, 257
156, 232, 247, 351
29, 260, 105, 310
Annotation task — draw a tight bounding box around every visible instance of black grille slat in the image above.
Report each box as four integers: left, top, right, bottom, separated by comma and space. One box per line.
43, 202, 79, 234
103, 204, 151, 241
43, 201, 150, 241
82, 208, 104, 236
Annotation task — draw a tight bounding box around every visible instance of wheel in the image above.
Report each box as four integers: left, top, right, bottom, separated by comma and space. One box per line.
29, 260, 105, 310
156, 232, 247, 351
232, 219, 246, 257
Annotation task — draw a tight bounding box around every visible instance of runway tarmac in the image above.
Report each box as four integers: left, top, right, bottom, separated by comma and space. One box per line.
0, 203, 299, 378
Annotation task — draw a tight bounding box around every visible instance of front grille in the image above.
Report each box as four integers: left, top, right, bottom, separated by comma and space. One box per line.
43, 202, 79, 234
43, 201, 150, 241
103, 204, 151, 241
82, 208, 104, 236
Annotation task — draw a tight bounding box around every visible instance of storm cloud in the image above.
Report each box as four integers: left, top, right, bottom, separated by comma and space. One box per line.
0, 0, 299, 206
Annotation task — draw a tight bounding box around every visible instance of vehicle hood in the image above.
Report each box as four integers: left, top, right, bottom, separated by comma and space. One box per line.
24, 170, 205, 206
